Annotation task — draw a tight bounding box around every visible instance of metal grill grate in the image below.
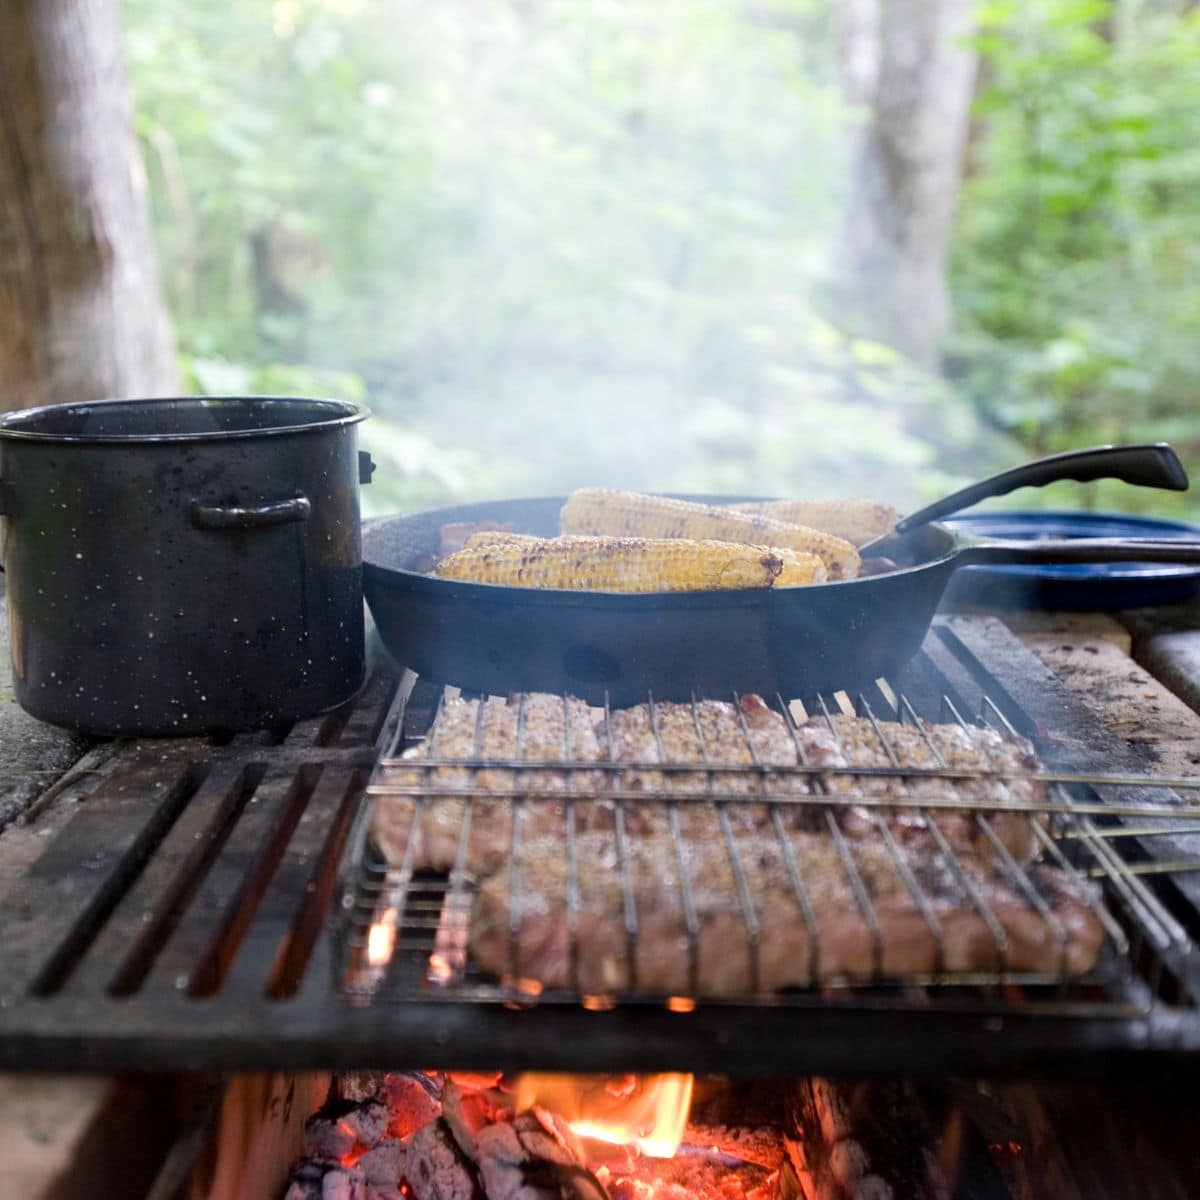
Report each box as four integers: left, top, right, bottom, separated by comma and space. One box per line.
3, 616, 1200, 1076
338, 678, 1200, 1018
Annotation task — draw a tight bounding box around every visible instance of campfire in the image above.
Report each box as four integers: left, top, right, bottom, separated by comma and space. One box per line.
281, 1071, 963, 1200
282, 1072, 800, 1200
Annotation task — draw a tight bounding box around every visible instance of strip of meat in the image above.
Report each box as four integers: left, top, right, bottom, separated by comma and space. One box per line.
371, 695, 611, 875
373, 695, 1051, 876
468, 816, 1106, 996
807, 715, 1045, 862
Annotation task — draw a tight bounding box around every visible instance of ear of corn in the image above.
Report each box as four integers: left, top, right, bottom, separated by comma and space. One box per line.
727, 499, 899, 547
773, 548, 829, 587
432, 535, 819, 591
561, 488, 860, 580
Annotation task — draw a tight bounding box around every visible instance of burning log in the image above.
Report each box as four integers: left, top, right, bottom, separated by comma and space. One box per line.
473, 1115, 609, 1200
786, 1079, 950, 1200
442, 1079, 506, 1159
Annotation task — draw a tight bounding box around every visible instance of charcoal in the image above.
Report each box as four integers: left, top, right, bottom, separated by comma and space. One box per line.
283, 1159, 367, 1200
367, 1186, 405, 1200
384, 1073, 444, 1138
407, 1118, 483, 1200
443, 1081, 493, 1160
473, 1119, 609, 1200
474, 1122, 557, 1200
306, 1106, 358, 1161
324, 1168, 369, 1200
352, 1101, 391, 1148
304, 1097, 387, 1159
359, 1138, 407, 1186
339, 1072, 389, 1104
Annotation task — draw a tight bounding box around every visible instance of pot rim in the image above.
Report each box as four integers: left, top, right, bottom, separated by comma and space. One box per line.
0, 395, 369, 444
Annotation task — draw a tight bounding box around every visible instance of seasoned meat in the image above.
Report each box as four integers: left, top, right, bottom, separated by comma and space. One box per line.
468, 816, 1106, 995
372, 696, 1050, 876
371, 694, 611, 875
812, 715, 1046, 862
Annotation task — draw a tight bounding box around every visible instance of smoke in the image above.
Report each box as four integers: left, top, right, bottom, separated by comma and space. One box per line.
330, 0, 980, 511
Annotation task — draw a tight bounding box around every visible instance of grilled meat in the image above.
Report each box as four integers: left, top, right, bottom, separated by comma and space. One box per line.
372, 695, 612, 875
372, 696, 1048, 873
468, 818, 1105, 994
371, 692, 1104, 993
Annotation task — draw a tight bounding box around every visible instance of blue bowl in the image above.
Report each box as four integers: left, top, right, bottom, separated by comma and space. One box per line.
941, 510, 1200, 610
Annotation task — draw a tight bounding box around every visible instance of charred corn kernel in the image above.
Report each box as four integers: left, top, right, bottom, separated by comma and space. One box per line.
433, 536, 787, 592
728, 499, 899, 547
773, 548, 828, 586
561, 488, 861, 580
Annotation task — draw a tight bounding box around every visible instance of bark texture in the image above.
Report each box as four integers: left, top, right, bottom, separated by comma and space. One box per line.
835, 0, 978, 368
0, 0, 178, 413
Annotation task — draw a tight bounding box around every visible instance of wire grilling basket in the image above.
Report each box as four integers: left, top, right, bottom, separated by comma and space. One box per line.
336, 676, 1200, 1018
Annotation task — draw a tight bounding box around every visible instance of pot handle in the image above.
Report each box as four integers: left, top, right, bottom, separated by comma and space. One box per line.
359, 451, 376, 484
957, 536, 1200, 568
190, 496, 312, 531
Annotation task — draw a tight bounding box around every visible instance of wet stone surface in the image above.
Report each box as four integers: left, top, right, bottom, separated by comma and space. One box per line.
0, 582, 90, 829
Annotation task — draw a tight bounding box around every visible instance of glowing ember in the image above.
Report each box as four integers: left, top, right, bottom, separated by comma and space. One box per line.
513, 1073, 695, 1158
366, 909, 397, 967
426, 952, 454, 984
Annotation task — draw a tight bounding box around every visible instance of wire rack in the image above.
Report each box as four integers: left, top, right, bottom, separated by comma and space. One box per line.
336, 680, 1200, 1018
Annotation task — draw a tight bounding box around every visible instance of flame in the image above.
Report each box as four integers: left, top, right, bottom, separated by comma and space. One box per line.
366, 909, 398, 967
512, 1073, 694, 1158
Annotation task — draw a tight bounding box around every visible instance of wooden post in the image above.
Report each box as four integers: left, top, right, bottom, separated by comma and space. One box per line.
0, 0, 179, 412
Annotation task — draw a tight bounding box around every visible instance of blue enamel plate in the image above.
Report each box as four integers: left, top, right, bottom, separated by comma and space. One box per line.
941, 510, 1200, 610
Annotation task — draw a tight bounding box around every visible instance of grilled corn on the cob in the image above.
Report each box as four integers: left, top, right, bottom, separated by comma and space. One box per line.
561, 488, 860, 580
774, 548, 829, 587
433, 535, 826, 591
728, 498, 899, 547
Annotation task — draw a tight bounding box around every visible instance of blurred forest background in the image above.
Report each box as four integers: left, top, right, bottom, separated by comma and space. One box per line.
8, 0, 1200, 518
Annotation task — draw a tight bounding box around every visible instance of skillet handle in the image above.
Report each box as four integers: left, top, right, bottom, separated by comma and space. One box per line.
895, 444, 1189, 536
957, 536, 1200, 568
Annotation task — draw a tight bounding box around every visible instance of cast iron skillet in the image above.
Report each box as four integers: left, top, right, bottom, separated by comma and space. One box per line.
363, 500, 1200, 707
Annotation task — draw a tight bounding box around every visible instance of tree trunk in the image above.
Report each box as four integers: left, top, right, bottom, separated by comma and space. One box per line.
0, 0, 178, 413
834, 0, 978, 368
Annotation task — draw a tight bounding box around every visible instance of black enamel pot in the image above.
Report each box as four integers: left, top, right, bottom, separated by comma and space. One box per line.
0, 396, 372, 735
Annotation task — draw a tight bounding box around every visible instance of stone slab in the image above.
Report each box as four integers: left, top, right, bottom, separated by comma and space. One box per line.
1120, 595, 1200, 718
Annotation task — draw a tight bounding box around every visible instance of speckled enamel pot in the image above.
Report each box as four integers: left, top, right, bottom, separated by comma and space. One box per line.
0, 396, 370, 735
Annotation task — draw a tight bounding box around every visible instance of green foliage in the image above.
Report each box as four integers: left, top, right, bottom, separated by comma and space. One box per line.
122, 0, 1200, 520
122, 0, 1011, 513
951, 0, 1200, 517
